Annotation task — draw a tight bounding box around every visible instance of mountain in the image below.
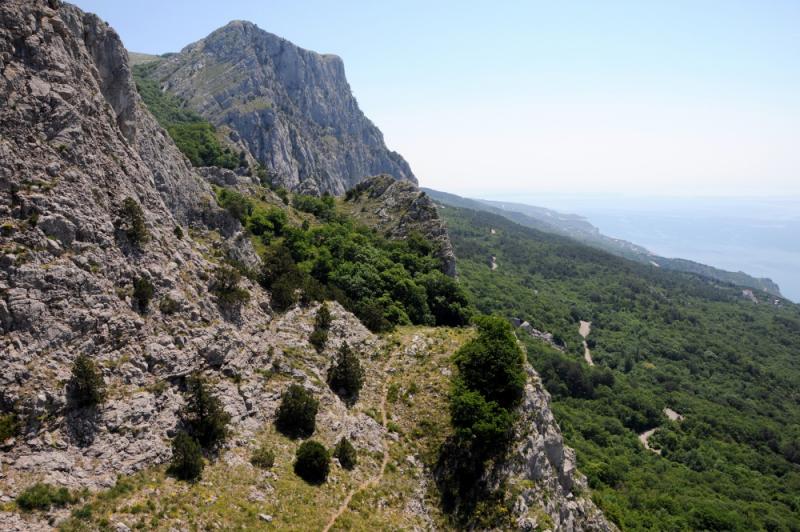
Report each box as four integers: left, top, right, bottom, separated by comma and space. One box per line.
425, 188, 783, 296
136, 20, 416, 195
0, 2, 610, 530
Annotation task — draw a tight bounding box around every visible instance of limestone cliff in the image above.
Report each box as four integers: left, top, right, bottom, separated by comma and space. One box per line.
144, 20, 416, 195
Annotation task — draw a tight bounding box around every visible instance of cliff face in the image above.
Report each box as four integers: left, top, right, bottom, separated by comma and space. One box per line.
146, 21, 416, 195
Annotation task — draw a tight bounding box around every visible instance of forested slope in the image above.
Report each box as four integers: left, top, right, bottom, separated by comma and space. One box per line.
439, 204, 800, 530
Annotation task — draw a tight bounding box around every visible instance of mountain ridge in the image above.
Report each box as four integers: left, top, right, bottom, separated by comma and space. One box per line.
424, 188, 783, 297
139, 20, 416, 195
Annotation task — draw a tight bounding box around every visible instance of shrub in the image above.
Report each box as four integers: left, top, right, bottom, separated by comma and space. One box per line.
168, 432, 204, 481
173, 225, 184, 239
332, 437, 357, 470
270, 274, 300, 312
210, 265, 250, 308
250, 444, 275, 469
310, 303, 332, 352
120, 197, 148, 245
315, 302, 332, 330
182, 375, 230, 449
294, 440, 330, 484
159, 295, 180, 315
0, 413, 20, 441
327, 342, 365, 406
132, 277, 155, 313
69, 354, 105, 407
16, 483, 74, 511
217, 188, 252, 223
275, 384, 318, 438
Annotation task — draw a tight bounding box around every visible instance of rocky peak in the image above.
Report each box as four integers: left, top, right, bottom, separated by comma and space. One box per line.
343, 175, 457, 277
146, 21, 416, 194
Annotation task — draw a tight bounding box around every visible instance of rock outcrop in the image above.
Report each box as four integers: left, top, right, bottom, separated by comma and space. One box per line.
145, 20, 416, 195
343, 174, 457, 277
493, 365, 616, 531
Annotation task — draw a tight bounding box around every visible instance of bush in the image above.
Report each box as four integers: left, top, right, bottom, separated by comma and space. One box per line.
310, 303, 332, 352
210, 265, 250, 308
173, 225, 184, 239
217, 188, 252, 223
120, 197, 148, 245
0, 413, 20, 441
294, 440, 330, 484
69, 354, 105, 407
16, 483, 74, 511
332, 437, 357, 470
168, 432, 204, 481
159, 295, 180, 315
327, 342, 365, 406
250, 444, 275, 469
182, 375, 230, 449
133, 277, 155, 313
275, 384, 318, 438
270, 274, 300, 312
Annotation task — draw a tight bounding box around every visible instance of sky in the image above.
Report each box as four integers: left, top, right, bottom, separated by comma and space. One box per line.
76, 0, 800, 198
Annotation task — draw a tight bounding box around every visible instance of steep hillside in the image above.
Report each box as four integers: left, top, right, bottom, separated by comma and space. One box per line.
0, 2, 612, 530
426, 188, 783, 297
439, 204, 800, 530
139, 21, 416, 195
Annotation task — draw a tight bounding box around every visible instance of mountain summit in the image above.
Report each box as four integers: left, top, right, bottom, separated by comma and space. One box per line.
143, 20, 416, 194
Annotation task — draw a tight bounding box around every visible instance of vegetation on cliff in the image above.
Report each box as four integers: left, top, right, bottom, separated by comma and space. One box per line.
133, 63, 239, 169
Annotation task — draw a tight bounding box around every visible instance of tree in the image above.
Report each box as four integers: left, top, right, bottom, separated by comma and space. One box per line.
419, 271, 471, 326
210, 265, 250, 308
275, 384, 318, 438
449, 385, 514, 455
132, 277, 155, 313
120, 197, 148, 245
310, 303, 332, 352
294, 440, 330, 484
182, 375, 230, 450
327, 342, 365, 406
453, 316, 525, 410
332, 437, 357, 470
168, 432, 204, 481
69, 354, 105, 407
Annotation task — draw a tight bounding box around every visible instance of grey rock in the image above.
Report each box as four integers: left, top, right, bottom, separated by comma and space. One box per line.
149, 21, 416, 195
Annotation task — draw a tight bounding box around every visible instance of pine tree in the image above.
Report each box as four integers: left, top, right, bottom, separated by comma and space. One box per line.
69, 354, 105, 407
182, 375, 230, 449
327, 342, 365, 406
332, 437, 357, 470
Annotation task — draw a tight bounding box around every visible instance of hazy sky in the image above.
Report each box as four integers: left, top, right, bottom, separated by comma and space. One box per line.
77, 0, 800, 197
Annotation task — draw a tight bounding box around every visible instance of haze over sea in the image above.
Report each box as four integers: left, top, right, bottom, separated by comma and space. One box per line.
483, 194, 800, 303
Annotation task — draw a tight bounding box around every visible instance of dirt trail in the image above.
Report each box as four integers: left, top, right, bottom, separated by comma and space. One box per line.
639, 408, 684, 454
578, 320, 594, 366
323, 348, 394, 531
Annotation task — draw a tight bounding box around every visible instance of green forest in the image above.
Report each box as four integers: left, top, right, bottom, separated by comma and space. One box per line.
132, 62, 240, 169
439, 204, 800, 531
